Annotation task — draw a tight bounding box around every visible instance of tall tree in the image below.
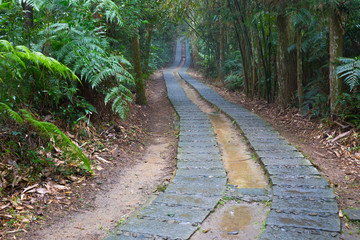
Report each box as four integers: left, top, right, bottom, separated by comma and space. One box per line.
276, 13, 297, 106
329, 7, 344, 115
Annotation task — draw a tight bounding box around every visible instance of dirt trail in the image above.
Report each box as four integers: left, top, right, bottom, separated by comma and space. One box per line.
21, 72, 177, 240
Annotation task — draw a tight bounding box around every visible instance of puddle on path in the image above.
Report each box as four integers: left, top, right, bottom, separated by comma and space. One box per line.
175, 73, 267, 188
191, 202, 268, 240
209, 113, 267, 188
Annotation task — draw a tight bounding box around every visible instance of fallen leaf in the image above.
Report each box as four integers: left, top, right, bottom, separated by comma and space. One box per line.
95, 155, 111, 164
339, 210, 343, 218
53, 184, 68, 190
203, 228, 211, 233
36, 188, 49, 194
23, 184, 39, 193
25, 204, 34, 209
0, 203, 10, 210
345, 223, 350, 229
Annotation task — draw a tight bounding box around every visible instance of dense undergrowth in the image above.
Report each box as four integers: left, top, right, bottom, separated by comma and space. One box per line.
0, 0, 177, 234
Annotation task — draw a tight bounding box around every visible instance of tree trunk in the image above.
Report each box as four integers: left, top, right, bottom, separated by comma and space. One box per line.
144, 24, 154, 75
132, 30, 147, 105
21, 0, 33, 49
297, 29, 304, 112
216, 20, 225, 84
276, 14, 297, 106
21, 1, 33, 28
329, 10, 344, 115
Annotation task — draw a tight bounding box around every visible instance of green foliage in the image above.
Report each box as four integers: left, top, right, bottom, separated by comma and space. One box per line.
0, 39, 80, 110
21, 109, 92, 172
336, 93, 360, 129
336, 57, 360, 90
225, 74, 243, 91
0, 102, 23, 124
301, 79, 329, 118
0, 102, 92, 173
46, 24, 134, 119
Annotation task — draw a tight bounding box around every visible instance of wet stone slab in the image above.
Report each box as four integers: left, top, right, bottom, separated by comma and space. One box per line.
272, 186, 335, 199
137, 204, 210, 224
266, 212, 341, 232
271, 176, 329, 187
251, 143, 297, 152
261, 227, 340, 240
178, 135, 217, 143
177, 142, 217, 149
266, 165, 320, 176
260, 157, 312, 166
114, 217, 197, 240
165, 183, 224, 196
171, 175, 227, 186
176, 159, 224, 169
174, 168, 226, 178
177, 148, 220, 155
153, 193, 220, 209
177, 154, 222, 162
256, 150, 304, 159
271, 197, 339, 215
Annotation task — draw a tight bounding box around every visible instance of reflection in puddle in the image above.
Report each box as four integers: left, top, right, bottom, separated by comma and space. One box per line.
209, 114, 267, 188
191, 202, 269, 240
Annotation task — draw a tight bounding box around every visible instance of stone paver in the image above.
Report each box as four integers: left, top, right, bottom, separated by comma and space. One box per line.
178, 40, 340, 239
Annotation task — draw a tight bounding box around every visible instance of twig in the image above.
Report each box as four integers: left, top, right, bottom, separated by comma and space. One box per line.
331, 130, 352, 142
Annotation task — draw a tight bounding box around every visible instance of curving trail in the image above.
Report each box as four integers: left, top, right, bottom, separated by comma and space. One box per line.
105, 40, 340, 240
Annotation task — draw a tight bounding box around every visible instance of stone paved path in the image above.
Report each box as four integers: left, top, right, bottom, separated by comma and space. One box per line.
179, 41, 341, 240
105, 40, 341, 239
105, 40, 227, 239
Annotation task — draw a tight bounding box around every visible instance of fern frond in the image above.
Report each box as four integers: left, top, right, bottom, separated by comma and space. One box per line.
336, 57, 360, 91
21, 109, 92, 173
0, 102, 24, 124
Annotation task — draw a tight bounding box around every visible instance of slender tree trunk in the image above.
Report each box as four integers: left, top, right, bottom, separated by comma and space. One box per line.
276, 14, 297, 106
191, 35, 200, 69
144, 24, 154, 75
132, 30, 147, 105
216, 20, 225, 84
21, 0, 33, 49
297, 29, 304, 112
329, 10, 344, 115
251, 30, 257, 98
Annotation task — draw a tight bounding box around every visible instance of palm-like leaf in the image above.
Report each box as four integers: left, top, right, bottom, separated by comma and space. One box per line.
336, 57, 360, 91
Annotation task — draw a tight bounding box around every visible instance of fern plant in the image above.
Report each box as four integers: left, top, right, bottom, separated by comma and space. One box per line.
43, 23, 135, 119
0, 39, 80, 107
0, 102, 92, 173
336, 57, 360, 90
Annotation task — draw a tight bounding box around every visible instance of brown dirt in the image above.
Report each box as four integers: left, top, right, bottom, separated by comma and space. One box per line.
186, 68, 360, 238
10, 71, 177, 240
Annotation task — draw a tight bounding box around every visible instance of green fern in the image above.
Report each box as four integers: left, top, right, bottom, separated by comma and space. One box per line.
0, 102, 24, 124
46, 25, 135, 118
336, 57, 360, 91
20, 109, 92, 173
84, 0, 124, 25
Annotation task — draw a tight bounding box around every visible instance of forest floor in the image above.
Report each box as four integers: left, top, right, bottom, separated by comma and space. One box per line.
5, 68, 360, 239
